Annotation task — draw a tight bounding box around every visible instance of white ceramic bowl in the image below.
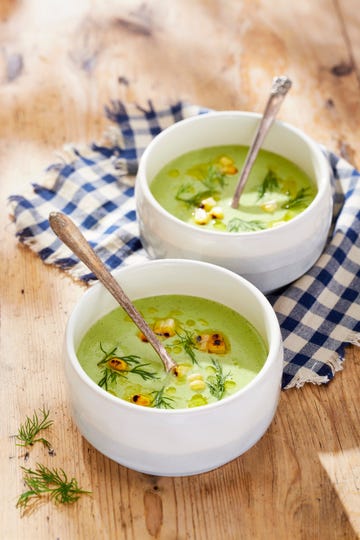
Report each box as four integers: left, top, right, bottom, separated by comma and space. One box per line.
135, 111, 333, 293
65, 259, 283, 476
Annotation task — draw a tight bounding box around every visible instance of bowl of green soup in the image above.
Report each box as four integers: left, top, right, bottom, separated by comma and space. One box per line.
135, 111, 332, 293
65, 259, 283, 476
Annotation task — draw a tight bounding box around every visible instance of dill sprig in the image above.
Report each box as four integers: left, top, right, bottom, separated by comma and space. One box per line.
98, 362, 158, 390
176, 329, 199, 364
227, 218, 265, 232
98, 367, 120, 390
175, 184, 213, 207
129, 363, 159, 380
202, 165, 227, 190
151, 387, 175, 409
97, 351, 141, 368
257, 169, 280, 199
207, 359, 232, 400
96, 343, 118, 366
175, 164, 226, 207
282, 187, 311, 209
16, 407, 53, 450
16, 463, 91, 510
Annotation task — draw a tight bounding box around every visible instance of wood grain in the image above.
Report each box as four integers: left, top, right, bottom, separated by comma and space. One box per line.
1, 1, 359, 539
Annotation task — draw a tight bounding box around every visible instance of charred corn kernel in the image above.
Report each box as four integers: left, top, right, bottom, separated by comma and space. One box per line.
195, 333, 227, 354
199, 196, 217, 211
260, 200, 278, 213
195, 334, 211, 351
107, 357, 128, 371
208, 333, 227, 353
210, 206, 224, 220
187, 372, 203, 382
153, 318, 176, 337
138, 331, 148, 342
221, 164, 238, 175
173, 364, 191, 378
131, 394, 152, 407
194, 207, 211, 225
189, 379, 206, 391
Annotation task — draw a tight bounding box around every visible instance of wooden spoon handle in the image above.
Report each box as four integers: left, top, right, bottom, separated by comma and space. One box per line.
49, 212, 176, 372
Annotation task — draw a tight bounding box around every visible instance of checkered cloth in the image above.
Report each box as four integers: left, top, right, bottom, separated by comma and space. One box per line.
8, 101, 360, 389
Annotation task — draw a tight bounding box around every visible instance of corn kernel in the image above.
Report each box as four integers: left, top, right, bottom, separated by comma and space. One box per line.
221, 164, 238, 175
219, 156, 233, 166
200, 197, 217, 211
189, 379, 206, 391
260, 200, 278, 213
194, 208, 211, 225
195, 333, 227, 354
173, 364, 191, 379
187, 373, 204, 382
208, 333, 227, 353
131, 394, 152, 406
138, 331, 148, 342
210, 206, 224, 220
153, 318, 176, 337
195, 334, 210, 351
107, 357, 128, 371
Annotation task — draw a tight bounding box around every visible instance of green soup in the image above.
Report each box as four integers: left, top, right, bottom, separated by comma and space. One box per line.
150, 145, 317, 232
77, 295, 268, 410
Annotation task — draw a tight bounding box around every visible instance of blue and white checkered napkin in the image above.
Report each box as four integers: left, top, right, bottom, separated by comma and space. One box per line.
8, 101, 360, 389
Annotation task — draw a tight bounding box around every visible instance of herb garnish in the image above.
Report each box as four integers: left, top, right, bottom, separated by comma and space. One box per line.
97, 345, 158, 390
97, 347, 142, 368
175, 185, 213, 207
257, 169, 280, 199
16, 407, 53, 450
16, 463, 91, 510
282, 187, 311, 209
227, 218, 265, 232
151, 386, 176, 409
175, 164, 227, 207
98, 362, 158, 390
207, 359, 231, 400
176, 329, 199, 364
202, 165, 227, 190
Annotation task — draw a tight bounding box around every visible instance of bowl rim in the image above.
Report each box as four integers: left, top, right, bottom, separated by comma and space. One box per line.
135, 110, 331, 238
65, 259, 283, 415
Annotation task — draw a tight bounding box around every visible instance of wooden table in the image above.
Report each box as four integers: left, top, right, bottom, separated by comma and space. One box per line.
1, 1, 359, 538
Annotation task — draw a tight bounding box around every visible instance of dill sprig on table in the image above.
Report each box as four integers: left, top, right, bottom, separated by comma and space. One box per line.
16, 407, 53, 450
207, 359, 232, 400
16, 463, 91, 510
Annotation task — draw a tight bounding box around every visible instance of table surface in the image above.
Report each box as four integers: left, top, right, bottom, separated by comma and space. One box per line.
1, 1, 359, 539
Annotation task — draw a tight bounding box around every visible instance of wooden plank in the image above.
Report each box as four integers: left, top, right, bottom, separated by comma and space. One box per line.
1, 1, 359, 538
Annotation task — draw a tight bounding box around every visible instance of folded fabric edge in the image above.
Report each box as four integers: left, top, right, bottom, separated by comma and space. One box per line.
283, 331, 359, 389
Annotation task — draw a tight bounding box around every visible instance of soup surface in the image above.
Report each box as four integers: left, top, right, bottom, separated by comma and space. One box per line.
150, 145, 317, 232
77, 294, 268, 409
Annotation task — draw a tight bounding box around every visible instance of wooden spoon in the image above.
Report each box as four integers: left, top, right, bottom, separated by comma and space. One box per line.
49, 212, 177, 373
231, 75, 292, 209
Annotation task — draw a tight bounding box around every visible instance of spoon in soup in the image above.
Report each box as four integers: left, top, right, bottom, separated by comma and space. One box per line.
49, 212, 177, 373
231, 75, 292, 209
